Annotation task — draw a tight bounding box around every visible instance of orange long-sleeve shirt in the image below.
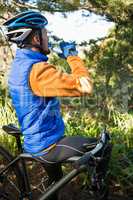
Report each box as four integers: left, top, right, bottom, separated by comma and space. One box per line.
29, 56, 93, 97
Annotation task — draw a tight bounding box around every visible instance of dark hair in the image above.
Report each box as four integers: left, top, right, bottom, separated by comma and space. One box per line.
18, 29, 40, 48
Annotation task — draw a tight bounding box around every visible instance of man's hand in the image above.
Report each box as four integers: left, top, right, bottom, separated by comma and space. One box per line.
58, 41, 78, 58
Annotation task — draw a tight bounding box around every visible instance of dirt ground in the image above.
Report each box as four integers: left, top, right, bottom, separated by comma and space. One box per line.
29, 161, 133, 200
1, 158, 133, 200
58, 183, 133, 200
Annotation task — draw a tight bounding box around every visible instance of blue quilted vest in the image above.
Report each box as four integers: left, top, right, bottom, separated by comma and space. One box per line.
8, 49, 65, 154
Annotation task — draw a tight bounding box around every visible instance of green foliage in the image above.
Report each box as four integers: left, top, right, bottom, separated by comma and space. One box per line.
37, 0, 80, 12
0, 0, 133, 25
85, 24, 133, 115
110, 144, 133, 193
62, 109, 133, 194
49, 53, 71, 72
0, 55, 18, 154
36, 0, 133, 24
0, 100, 19, 155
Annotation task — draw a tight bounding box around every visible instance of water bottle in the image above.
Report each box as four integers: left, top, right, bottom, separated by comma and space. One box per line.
48, 40, 63, 55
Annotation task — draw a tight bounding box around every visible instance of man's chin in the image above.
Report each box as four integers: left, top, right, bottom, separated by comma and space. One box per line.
44, 49, 51, 55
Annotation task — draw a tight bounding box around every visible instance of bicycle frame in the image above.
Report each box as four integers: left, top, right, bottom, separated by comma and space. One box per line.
39, 164, 87, 200
0, 152, 33, 198
0, 127, 111, 200
0, 149, 89, 200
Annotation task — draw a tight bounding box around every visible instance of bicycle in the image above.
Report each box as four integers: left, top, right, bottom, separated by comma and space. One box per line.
0, 124, 112, 200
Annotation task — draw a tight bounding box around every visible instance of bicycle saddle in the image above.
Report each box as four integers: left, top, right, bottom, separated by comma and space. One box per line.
2, 124, 21, 137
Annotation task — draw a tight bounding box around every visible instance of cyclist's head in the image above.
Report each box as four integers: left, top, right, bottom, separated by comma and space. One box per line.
2, 10, 50, 54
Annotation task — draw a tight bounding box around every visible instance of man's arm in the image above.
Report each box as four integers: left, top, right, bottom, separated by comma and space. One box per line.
29, 56, 93, 97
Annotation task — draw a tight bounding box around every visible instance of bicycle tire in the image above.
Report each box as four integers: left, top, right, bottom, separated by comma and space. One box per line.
92, 177, 109, 200
0, 146, 24, 200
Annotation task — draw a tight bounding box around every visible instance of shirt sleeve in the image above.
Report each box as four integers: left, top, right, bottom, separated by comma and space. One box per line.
29, 56, 93, 97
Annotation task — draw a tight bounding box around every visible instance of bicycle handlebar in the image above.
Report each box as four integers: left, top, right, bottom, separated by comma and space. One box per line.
75, 131, 110, 167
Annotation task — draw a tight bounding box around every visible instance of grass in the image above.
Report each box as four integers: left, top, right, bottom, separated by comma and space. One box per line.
0, 100, 19, 154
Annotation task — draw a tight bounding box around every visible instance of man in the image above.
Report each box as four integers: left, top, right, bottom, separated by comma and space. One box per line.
3, 11, 109, 200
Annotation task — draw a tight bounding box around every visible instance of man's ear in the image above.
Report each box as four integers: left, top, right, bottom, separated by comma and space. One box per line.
32, 33, 40, 45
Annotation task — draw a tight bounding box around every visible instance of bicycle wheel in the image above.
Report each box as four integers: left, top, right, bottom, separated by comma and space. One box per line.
91, 174, 109, 200
91, 149, 111, 200
0, 146, 24, 200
